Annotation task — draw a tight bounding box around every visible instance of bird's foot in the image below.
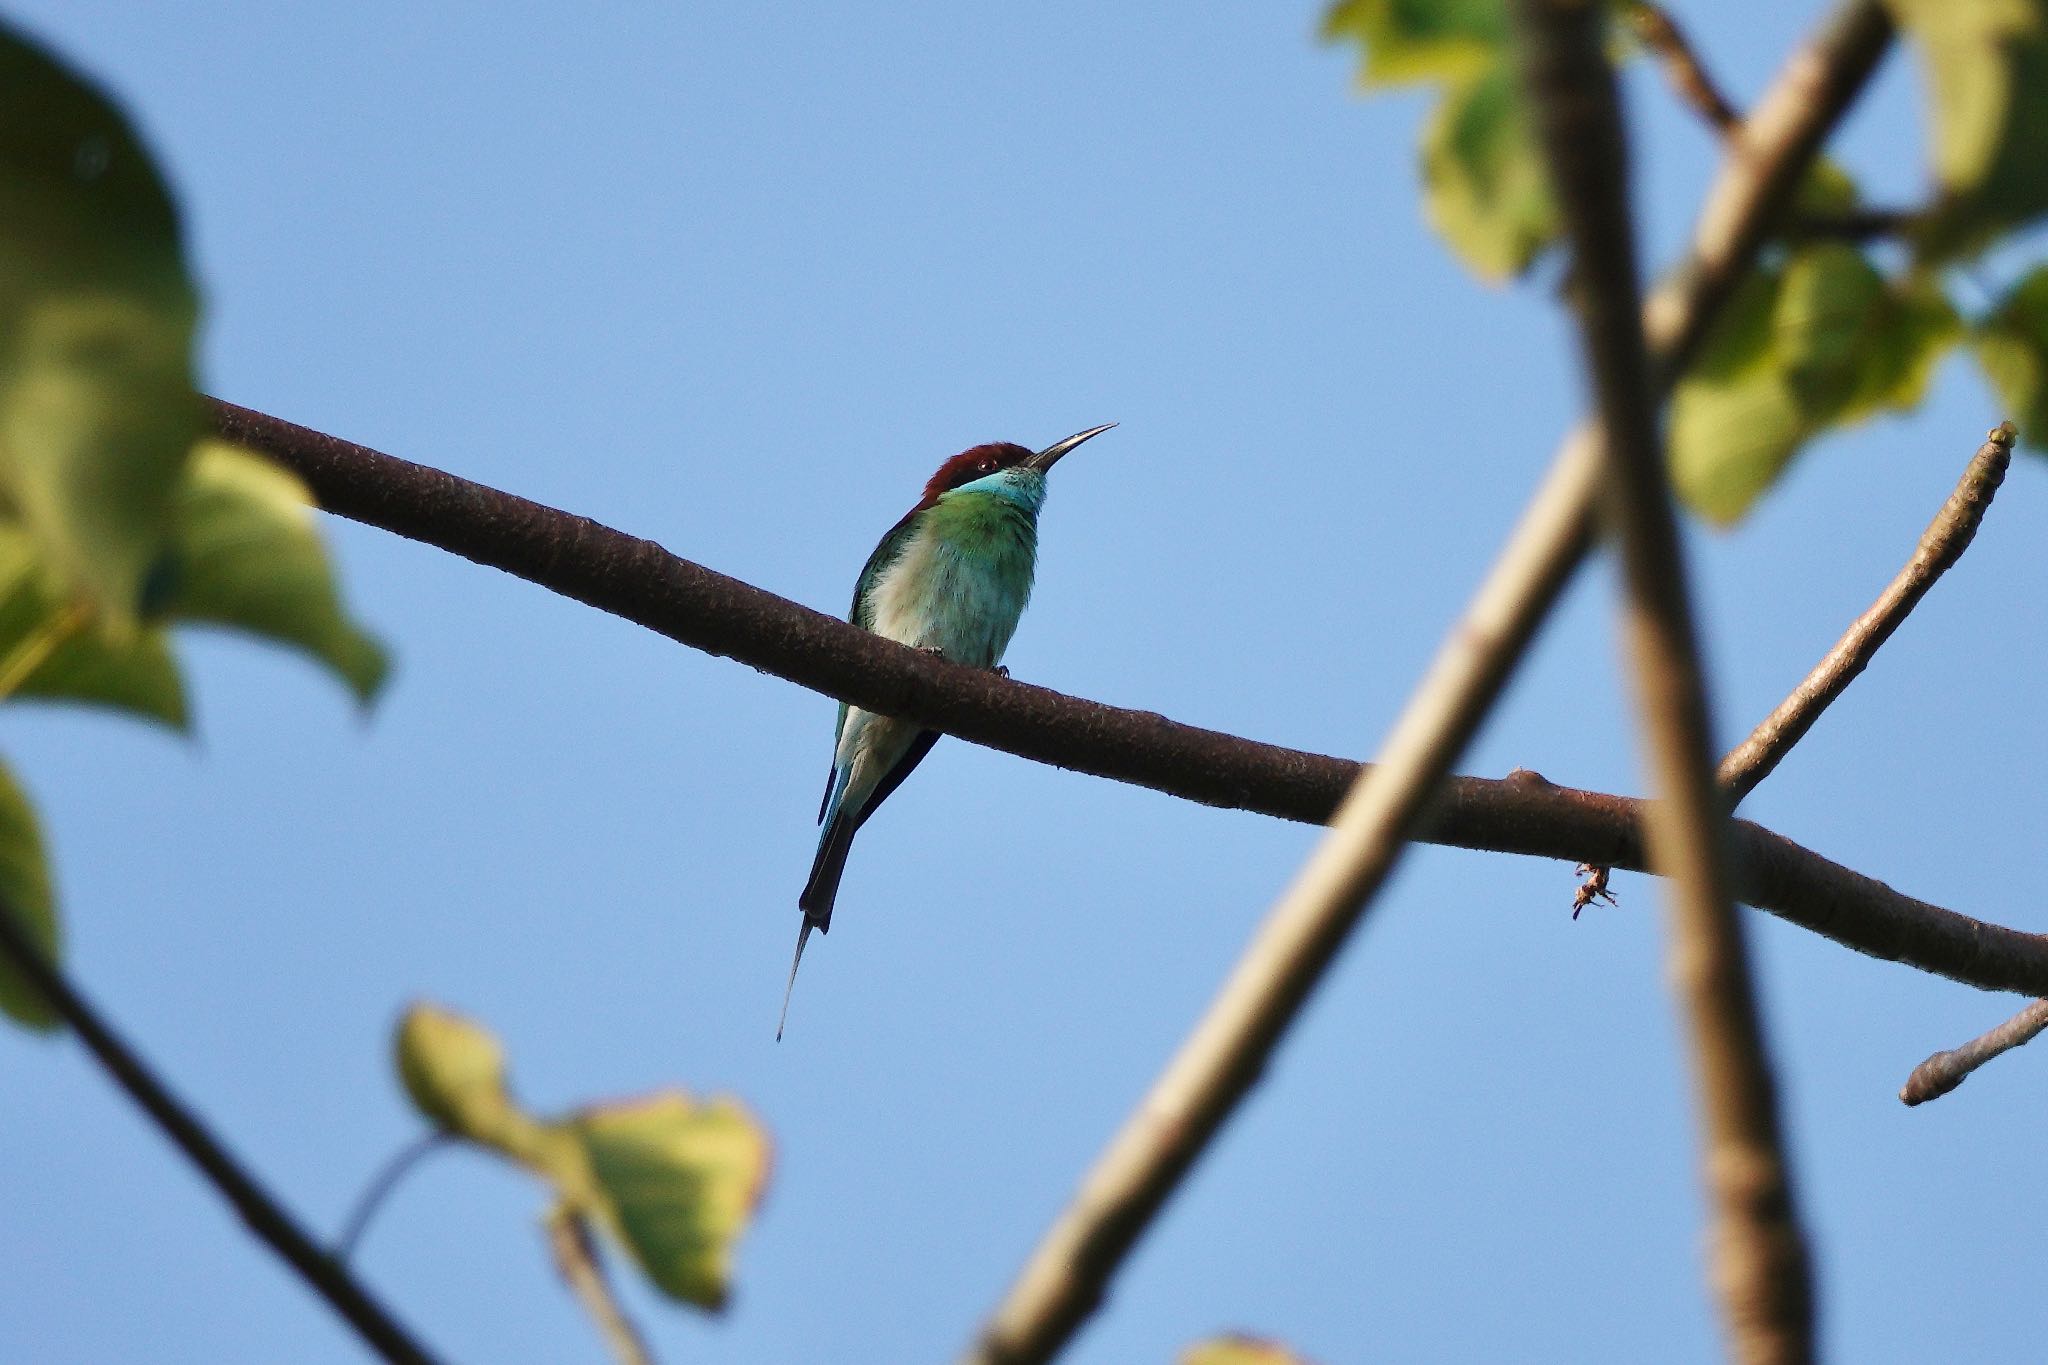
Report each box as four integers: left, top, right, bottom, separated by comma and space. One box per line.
992, 664, 1010, 678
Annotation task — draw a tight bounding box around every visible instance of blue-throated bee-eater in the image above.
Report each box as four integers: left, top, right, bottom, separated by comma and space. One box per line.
778, 423, 1115, 1037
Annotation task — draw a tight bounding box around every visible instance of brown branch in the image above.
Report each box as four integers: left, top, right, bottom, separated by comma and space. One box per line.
212, 399, 2048, 1000
1519, 2, 1810, 1360
1719, 424, 2015, 806
0, 902, 440, 1365
546, 1206, 656, 1365
1628, 1, 1743, 135
1901, 1000, 2048, 1106
1784, 206, 1920, 242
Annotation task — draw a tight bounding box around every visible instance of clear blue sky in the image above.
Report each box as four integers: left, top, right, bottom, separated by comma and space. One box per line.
4, 4, 2045, 1362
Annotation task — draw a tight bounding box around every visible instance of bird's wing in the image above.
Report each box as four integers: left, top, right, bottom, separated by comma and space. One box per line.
851, 727, 941, 834
819, 506, 929, 823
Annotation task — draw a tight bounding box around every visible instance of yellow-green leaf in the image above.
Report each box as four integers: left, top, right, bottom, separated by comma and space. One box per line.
162, 442, 387, 703
1671, 247, 1960, 522
1886, 0, 2048, 257
394, 1003, 526, 1149
1323, 0, 1508, 87
1421, 63, 1559, 282
0, 524, 184, 726
0, 24, 201, 629
0, 758, 59, 1031
1973, 264, 2048, 449
1182, 1336, 1319, 1365
569, 1091, 772, 1312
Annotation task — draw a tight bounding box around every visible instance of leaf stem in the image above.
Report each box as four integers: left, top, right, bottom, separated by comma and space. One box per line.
547, 1205, 657, 1365
336, 1132, 449, 1262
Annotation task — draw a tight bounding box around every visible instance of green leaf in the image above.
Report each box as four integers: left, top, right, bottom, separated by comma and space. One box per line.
1421, 63, 1559, 282
1671, 247, 1961, 522
569, 1091, 772, 1311
394, 1003, 529, 1150
0, 524, 185, 726
0, 758, 60, 1031
1322, 0, 1508, 87
1182, 1337, 1319, 1365
162, 442, 388, 703
1973, 263, 2048, 448
1325, 0, 1561, 280
1886, 0, 2048, 256
0, 24, 201, 629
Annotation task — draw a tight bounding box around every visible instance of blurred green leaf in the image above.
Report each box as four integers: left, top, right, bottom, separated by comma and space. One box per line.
1796, 158, 1863, 216
0, 24, 201, 630
1973, 263, 2048, 448
1671, 246, 1960, 522
1182, 1336, 1319, 1365
1886, 0, 2048, 257
1421, 63, 1559, 282
163, 442, 388, 703
0, 758, 59, 1031
1323, 0, 1507, 86
0, 525, 184, 726
394, 1003, 529, 1150
568, 1091, 772, 1312
1325, 0, 1561, 280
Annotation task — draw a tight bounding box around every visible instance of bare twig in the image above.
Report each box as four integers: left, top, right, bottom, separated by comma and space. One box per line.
547, 1205, 656, 1365
1627, 1, 1742, 135
1784, 206, 1920, 241
336, 1133, 448, 1262
1901, 1001, 2048, 1106
0, 902, 439, 1365
1574, 418, 2013, 921
1719, 423, 2015, 805
1517, 2, 1810, 1360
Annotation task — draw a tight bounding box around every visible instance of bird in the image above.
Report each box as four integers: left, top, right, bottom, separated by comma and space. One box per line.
777, 423, 1115, 1038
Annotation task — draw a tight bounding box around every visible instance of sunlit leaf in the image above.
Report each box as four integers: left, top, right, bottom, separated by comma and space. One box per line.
1325, 0, 1561, 280
1886, 0, 2048, 257
569, 1091, 772, 1312
0, 757, 59, 1031
1671, 246, 1961, 522
0, 524, 184, 726
394, 1003, 528, 1150
1973, 263, 2048, 449
0, 24, 201, 629
162, 442, 387, 703
1182, 1335, 1320, 1365
1420, 63, 1559, 281
1322, 0, 1507, 87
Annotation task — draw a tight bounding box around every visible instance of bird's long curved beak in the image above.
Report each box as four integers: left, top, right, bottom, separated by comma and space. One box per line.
1025, 422, 1116, 472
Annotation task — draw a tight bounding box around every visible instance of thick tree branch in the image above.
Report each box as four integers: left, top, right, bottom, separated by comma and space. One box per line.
0, 903, 439, 1365
1519, 3, 1810, 1360
212, 398, 2048, 999
1719, 424, 2015, 805
1627, 1, 1742, 135
1900, 1000, 2048, 1106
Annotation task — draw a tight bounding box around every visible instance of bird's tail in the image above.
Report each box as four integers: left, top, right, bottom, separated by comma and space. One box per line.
798, 808, 858, 934
777, 919, 813, 1042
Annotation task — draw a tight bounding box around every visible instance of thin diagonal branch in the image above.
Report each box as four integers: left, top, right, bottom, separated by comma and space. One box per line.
1627, 1, 1742, 135
1900, 1001, 2048, 1106
0, 903, 440, 1365
1719, 423, 2015, 805
1518, 3, 1810, 1361
546, 1206, 656, 1365
1784, 206, 1920, 241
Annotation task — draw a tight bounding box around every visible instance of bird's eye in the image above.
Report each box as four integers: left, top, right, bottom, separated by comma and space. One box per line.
978, 460, 994, 473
